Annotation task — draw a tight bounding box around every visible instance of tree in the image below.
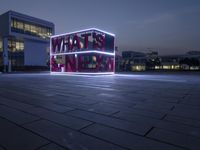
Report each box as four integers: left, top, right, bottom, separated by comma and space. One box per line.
179, 57, 199, 70
146, 57, 161, 70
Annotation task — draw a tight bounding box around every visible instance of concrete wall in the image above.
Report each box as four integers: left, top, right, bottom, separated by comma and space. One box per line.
24, 39, 48, 66
0, 12, 9, 36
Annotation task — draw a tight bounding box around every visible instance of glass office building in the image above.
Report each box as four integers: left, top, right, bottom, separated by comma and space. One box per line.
50, 28, 115, 74
0, 10, 54, 71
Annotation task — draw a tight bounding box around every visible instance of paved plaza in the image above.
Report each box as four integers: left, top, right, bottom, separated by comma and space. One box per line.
0, 72, 200, 150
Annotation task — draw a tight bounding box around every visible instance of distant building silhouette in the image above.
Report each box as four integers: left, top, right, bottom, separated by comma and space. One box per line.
119, 50, 200, 71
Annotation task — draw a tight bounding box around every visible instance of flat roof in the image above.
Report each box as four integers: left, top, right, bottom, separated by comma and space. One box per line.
1, 10, 54, 27
51, 28, 115, 38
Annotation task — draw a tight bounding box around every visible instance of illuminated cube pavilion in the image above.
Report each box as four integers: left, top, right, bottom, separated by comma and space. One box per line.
50, 28, 115, 74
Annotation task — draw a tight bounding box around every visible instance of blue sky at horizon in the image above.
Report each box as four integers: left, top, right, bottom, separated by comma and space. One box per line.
0, 0, 200, 54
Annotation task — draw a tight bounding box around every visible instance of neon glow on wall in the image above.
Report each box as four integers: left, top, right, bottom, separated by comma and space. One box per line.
50, 28, 115, 74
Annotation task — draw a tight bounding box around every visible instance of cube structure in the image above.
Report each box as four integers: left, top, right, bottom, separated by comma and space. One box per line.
50, 28, 115, 74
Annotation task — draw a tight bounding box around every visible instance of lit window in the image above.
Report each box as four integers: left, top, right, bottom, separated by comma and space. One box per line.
24, 24, 30, 31
163, 65, 171, 69
31, 25, 36, 33
11, 18, 53, 39
19, 42, 24, 51
16, 42, 20, 50
17, 21, 24, 30
8, 39, 24, 52
0, 38, 2, 52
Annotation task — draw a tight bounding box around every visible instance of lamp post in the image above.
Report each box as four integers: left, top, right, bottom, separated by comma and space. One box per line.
3, 37, 8, 73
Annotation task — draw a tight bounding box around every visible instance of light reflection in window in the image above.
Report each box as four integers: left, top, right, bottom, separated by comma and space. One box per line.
11, 18, 53, 39
8, 39, 24, 52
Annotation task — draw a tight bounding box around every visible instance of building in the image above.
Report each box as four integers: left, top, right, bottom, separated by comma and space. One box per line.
120, 50, 200, 71
121, 51, 147, 71
115, 46, 122, 72
0, 10, 55, 72
50, 28, 115, 74
122, 51, 146, 59
159, 51, 200, 70
160, 55, 181, 70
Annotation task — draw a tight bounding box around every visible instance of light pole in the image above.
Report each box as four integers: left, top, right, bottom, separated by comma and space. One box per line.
3, 37, 8, 73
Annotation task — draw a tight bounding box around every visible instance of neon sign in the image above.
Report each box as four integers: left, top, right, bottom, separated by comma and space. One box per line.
50, 28, 115, 74
51, 28, 115, 53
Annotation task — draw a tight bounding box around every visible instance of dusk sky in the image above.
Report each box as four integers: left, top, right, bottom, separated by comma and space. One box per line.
1, 0, 200, 55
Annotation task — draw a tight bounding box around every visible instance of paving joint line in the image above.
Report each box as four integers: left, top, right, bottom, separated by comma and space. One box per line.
146, 135, 190, 150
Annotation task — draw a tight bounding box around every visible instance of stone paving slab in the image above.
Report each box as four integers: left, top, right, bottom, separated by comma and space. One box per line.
0, 147, 5, 150
0, 117, 49, 150
0, 89, 74, 113
24, 119, 125, 150
0, 73, 200, 150
37, 143, 67, 150
132, 103, 173, 112
66, 109, 152, 135
0, 97, 35, 110
20, 107, 93, 130
147, 128, 200, 150
113, 108, 166, 119
154, 120, 200, 138
82, 123, 183, 150
112, 111, 160, 125
168, 109, 200, 120
165, 115, 200, 128
0, 105, 40, 125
